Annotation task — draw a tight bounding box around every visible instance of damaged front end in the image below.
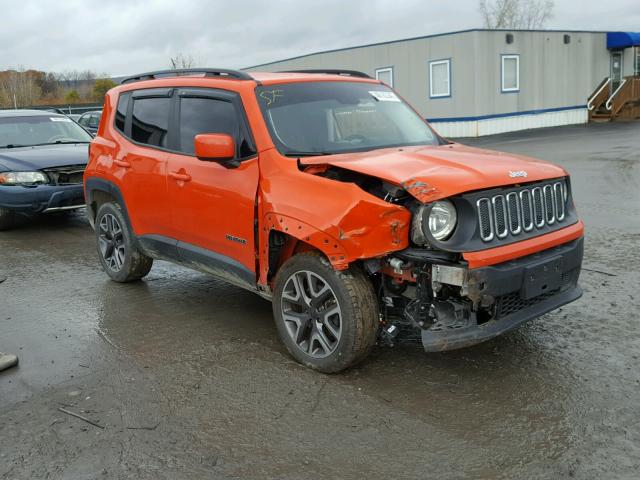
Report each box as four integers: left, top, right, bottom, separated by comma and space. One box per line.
375, 237, 583, 351
297, 159, 584, 352
351, 175, 584, 351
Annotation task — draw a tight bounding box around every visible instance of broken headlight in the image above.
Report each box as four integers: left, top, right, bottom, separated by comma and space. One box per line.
0, 171, 48, 186
412, 200, 458, 245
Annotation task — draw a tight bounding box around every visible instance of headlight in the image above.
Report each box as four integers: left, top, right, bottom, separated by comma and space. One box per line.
411, 199, 458, 245
428, 200, 457, 240
0, 171, 49, 186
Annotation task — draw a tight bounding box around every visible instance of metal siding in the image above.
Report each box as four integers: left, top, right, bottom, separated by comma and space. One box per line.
434, 108, 588, 138
247, 30, 610, 129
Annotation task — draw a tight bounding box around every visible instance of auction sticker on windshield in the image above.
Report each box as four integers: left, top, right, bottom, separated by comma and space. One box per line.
50, 117, 72, 122
369, 90, 400, 102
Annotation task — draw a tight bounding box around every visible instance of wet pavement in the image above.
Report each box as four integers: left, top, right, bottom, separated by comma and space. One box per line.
1, 122, 639, 479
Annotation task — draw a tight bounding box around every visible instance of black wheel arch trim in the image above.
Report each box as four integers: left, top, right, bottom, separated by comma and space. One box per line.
85, 177, 133, 231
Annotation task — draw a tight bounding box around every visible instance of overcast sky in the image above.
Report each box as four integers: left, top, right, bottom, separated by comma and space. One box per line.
2, 0, 639, 76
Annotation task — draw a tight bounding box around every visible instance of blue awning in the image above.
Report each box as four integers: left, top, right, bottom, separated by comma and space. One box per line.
607, 32, 640, 49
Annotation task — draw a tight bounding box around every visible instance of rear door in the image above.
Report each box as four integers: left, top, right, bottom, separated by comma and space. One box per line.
166, 88, 259, 284
116, 89, 172, 242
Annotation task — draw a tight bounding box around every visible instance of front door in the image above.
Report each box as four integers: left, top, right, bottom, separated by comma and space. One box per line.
611, 51, 623, 91
166, 88, 259, 285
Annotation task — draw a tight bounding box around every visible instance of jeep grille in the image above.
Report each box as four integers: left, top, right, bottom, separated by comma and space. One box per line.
477, 180, 567, 242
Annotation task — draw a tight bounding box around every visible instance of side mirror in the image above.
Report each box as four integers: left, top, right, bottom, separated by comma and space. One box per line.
194, 134, 236, 166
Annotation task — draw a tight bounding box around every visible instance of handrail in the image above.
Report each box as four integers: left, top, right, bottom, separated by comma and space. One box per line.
588, 77, 610, 111
606, 79, 628, 110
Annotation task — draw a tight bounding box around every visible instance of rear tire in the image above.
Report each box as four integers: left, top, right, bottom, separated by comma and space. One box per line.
273, 252, 379, 373
95, 202, 153, 282
0, 208, 16, 231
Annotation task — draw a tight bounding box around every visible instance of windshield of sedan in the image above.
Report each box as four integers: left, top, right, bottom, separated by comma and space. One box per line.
256, 81, 440, 156
0, 115, 92, 148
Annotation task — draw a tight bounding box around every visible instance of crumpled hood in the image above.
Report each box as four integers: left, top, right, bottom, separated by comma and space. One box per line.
0, 143, 89, 172
300, 143, 567, 202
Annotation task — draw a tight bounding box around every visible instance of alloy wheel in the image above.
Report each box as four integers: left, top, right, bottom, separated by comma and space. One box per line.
280, 270, 342, 358
98, 213, 126, 272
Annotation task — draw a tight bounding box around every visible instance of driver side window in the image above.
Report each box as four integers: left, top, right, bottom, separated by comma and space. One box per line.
178, 97, 239, 155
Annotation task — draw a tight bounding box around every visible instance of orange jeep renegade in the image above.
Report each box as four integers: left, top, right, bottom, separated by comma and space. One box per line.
84, 68, 583, 372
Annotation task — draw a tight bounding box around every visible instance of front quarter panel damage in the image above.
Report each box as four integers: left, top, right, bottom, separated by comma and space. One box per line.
257, 150, 410, 284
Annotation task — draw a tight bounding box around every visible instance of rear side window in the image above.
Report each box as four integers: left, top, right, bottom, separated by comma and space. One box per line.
178, 97, 240, 155
131, 97, 170, 148
115, 93, 130, 133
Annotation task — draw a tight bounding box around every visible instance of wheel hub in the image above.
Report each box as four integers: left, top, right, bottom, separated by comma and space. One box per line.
98, 213, 126, 272
280, 270, 342, 359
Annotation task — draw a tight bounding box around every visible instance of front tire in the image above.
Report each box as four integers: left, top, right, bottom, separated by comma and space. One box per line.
273, 252, 379, 373
0, 208, 16, 231
95, 202, 153, 282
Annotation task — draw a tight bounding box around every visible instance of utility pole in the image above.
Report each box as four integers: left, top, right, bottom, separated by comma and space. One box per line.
13, 93, 17, 109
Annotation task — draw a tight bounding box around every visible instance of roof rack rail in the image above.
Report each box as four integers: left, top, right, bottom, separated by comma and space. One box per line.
278, 69, 372, 79
120, 68, 253, 84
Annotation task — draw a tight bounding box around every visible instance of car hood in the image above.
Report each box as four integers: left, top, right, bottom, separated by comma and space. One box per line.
0, 144, 89, 172
299, 143, 567, 202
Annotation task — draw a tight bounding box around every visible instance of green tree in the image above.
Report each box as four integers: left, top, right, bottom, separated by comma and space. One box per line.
92, 78, 117, 101
65, 90, 80, 103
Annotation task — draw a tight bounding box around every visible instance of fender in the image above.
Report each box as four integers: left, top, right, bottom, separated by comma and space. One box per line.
84, 177, 132, 231
258, 213, 350, 284
256, 150, 412, 285
257, 204, 411, 285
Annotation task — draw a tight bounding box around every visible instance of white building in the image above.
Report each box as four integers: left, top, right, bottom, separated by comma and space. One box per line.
247, 29, 640, 137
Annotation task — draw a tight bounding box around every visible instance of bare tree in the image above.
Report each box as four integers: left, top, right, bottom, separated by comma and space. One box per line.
0, 69, 42, 108
170, 53, 196, 69
56, 69, 100, 101
479, 0, 554, 29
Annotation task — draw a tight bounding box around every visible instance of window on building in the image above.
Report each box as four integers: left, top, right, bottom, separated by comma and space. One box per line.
635, 46, 640, 76
131, 97, 171, 148
178, 97, 240, 155
375, 67, 394, 87
429, 59, 451, 98
501, 55, 520, 92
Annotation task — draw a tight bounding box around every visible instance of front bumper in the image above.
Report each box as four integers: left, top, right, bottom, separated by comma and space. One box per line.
0, 184, 85, 213
421, 237, 584, 352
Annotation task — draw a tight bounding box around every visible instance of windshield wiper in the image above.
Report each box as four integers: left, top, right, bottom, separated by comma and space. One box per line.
0, 144, 30, 148
283, 151, 333, 157
21, 141, 90, 147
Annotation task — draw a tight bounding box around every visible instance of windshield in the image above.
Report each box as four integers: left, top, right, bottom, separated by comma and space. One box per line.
256, 81, 440, 156
0, 115, 92, 148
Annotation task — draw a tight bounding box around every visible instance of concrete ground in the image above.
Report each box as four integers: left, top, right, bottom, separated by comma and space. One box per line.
1, 122, 639, 480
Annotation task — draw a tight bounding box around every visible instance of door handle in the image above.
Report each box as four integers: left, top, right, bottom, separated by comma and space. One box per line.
114, 159, 131, 168
169, 171, 192, 182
